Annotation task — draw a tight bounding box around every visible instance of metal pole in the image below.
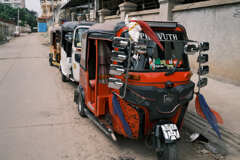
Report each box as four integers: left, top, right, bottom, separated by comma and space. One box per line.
17, 8, 19, 27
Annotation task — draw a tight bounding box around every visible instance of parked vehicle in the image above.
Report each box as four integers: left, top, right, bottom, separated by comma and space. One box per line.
74, 21, 209, 160
60, 21, 95, 82
13, 31, 20, 37
49, 27, 61, 67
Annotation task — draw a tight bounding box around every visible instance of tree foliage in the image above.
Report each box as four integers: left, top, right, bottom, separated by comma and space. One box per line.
0, 4, 37, 29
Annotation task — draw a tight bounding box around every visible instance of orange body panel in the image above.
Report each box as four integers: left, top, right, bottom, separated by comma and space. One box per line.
80, 24, 192, 139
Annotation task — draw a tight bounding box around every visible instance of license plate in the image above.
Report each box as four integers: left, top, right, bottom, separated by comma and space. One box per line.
161, 124, 180, 143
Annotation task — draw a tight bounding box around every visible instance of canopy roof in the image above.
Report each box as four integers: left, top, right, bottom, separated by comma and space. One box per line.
87, 21, 179, 40
62, 21, 95, 32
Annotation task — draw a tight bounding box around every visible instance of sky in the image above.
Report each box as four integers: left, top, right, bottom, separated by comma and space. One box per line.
25, 0, 41, 17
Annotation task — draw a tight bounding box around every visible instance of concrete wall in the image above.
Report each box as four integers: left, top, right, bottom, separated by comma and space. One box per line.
104, 9, 161, 22
173, 2, 240, 85
0, 21, 16, 42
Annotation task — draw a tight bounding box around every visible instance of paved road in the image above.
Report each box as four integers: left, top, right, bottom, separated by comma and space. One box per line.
0, 33, 216, 160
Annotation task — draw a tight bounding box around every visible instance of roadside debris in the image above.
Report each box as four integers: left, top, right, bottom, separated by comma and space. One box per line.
190, 132, 226, 159
190, 133, 208, 143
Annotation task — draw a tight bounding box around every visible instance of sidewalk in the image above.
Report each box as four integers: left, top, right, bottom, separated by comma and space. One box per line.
184, 74, 240, 157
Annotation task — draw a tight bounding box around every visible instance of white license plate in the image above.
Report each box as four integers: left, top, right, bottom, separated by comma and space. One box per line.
161, 124, 180, 142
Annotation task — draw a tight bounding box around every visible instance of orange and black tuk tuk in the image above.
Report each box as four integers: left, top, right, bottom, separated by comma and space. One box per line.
74, 21, 209, 160
49, 27, 61, 67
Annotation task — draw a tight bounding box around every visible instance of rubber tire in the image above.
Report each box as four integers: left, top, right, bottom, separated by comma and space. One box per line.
78, 93, 86, 117
60, 67, 68, 82
61, 72, 68, 82
157, 143, 177, 160
49, 53, 53, 66
49, 57, 53, 66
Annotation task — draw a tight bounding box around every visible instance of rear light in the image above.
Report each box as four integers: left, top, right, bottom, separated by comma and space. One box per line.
175, 27, 183, 32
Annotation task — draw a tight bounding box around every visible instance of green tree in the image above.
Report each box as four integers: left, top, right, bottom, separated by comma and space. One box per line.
0, 4, 37, 29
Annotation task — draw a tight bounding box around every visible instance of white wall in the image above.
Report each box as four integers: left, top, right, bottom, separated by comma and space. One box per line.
173, 3, 240, 85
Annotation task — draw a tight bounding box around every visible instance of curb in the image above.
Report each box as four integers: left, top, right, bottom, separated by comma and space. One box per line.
183, 111, 240, 155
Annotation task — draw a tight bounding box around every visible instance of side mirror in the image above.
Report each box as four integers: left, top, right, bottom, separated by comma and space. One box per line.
184, 42, 199, 55
109, 64, 125, 76
197, 54, 208, 63
198, 65, 209, 76
111, 51, 128, 63
108, 78, 124, 89
198, 78, 208, 88
112, 37, 129, 49
75, 53, 81, 63
199, 42, 209, 51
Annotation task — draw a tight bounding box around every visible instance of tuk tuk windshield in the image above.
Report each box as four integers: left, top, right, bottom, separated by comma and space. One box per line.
129, 40, 189, 72
121, 30, 189, 72
74, 28, 89, 48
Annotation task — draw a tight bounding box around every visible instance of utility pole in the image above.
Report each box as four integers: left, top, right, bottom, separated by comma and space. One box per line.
17, 8, 19, 27
16, 7, 20, 34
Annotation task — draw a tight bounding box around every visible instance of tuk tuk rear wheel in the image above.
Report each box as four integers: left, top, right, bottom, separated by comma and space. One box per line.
78, 93, 86, 117
156, 143, 177, 160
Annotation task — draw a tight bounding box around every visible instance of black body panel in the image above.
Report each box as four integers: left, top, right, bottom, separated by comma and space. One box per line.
121, 82, 195, 120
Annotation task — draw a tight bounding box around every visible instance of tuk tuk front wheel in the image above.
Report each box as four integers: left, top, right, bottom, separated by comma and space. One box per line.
78, 93, 86, 117
61, 73, 68, 82
156, 143, 177, 160
60, 67, 68, 82
49, 53, 53, 66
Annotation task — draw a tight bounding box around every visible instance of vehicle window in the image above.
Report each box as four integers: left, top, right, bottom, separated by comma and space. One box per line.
74, 28, 88, 48
62, 31, 73, 57
122, 30, 189, 72
80, 32, 88, 70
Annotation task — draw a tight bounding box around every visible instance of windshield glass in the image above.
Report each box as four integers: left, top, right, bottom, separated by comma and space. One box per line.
122, 30, 189, 72
74, 28, 89, 48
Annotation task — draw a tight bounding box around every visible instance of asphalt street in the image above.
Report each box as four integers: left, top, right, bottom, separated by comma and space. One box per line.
0, 33, 218, 160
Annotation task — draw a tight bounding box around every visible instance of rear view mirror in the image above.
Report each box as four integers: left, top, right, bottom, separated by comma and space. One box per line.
198, 78, 208, 88
108, 78, 124, 89
197, 54, 208, 63
109, 64, 125, 76
111, 51, 128, 63
199, 42, 209, 51
184, 42, 199, 55
112, 37, 129, 49
198, 66, 209, 76
75, 53, 81, 63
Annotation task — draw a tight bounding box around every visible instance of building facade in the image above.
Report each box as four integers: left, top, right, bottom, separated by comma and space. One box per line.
39, 0, 65, 30
40, 0, 63, 19
0, 0, 25, 8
